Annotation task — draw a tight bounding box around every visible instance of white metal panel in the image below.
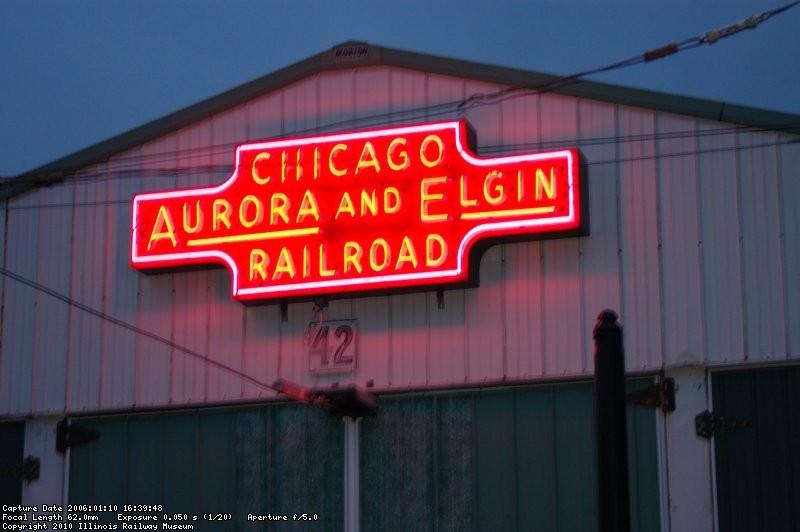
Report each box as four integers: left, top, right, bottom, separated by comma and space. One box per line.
246, 90, 284, 141
616, 106, 663, 370
737, 131, 786, 360
388, 68, 427, 122
780, 141, 800, 359
31, 182, 72, 413
0, 189, 39, 415
656, 114, 704, 366
500, 94, 547, 379
389, 293, 429, 386
66, 170, 109, 411
463, 80, 506, 381
428, 288, 467, 385
696, 122, 745, 364
319, 70, 356, 131
134, 138, 179, 406
352, 296, 392, 388
204, 109, 248, 402
577, 99, 622, 372
282, 74, 320, 134
100, 158, 142, 409
539, 93, 584, 376
170, 123, 213, 404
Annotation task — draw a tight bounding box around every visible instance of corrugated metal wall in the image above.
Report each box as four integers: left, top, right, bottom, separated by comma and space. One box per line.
2, 65, 799, 415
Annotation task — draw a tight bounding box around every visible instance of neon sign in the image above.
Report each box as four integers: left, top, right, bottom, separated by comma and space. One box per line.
131, 120, 584, 301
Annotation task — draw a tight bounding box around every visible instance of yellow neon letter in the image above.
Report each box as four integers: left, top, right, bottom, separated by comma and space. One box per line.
336, 191, 356, 219
369, 238, 390, 272
251, 152, 271, 184
356, 141, 381, 174
182, 201, 203, 234
483, 171, 506, 205
319, 244, 336, 277
329, 144, 348, 177
420, 176, 448, 222
148, 205, 177, 250
426, 234, 447, 268
296, 190, 320, 223
270, 193, 290, 224
239, 195, 263, 229
272, 247, 296, 280
360, 189, 377, 216
460, 175, 478, 207
343, 241, 363, 274
213, 199, 232, 231
395, 236, 419, 270
536, 167, 556, 200
384, 187, 401, 214
249, 249, 268, 281
387, 137, 409, 171
420, 134, 444, 168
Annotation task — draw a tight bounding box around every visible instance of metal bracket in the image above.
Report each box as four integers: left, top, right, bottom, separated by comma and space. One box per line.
0, 456, 40, 482
274, 379, 377, 419
695, 410, 749, 439
626, 376, 676, 412
56, 418, 100, 453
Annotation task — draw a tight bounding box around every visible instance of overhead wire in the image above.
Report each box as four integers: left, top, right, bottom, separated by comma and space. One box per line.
1, 1, 798, 188
0, 265, 279, 395
3, 130, 798, 212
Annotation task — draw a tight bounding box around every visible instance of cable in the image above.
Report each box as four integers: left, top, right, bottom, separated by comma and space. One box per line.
4, 133, 797, 212
2, 2, 798, 189
0, 265, 279, 394
458, 0, 800, 110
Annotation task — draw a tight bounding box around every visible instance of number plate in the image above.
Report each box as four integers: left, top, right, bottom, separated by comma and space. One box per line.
307, 319, 357, 373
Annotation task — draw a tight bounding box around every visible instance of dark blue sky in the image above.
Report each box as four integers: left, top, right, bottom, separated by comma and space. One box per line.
1, 0, 798, 177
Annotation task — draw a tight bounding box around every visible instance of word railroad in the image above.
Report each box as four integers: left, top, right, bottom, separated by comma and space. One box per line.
131, 120, 583, 301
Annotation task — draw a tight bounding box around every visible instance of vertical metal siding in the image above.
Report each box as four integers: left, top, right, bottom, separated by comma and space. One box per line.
540, 94, 584, 376
32, 183, 72, 412
577, 99, 622, 372
172, 123, 214, 404
206, 109, 247, 402
697, 123, 746, 364
616, 107, 663, 370
102, 159, 140, 409
780, 142, 800, 359
2, 65, 799, 415
737, 132, 787, 360
656, 114, 704, 366
1, 188, 39, 415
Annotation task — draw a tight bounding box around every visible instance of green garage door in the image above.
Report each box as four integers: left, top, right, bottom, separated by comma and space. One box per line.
69, 403, 343, 531
712, 366, 800, 532
360, 379, 661, 532
0, 421, 25, 506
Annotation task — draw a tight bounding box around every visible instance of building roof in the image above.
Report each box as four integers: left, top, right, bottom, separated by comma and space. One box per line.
3, 41, 799, 200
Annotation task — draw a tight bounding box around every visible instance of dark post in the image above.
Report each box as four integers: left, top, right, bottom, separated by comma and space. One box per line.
593, 309, 630, 532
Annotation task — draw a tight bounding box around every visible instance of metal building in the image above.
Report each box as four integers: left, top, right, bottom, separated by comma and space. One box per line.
1, 43, 799, 531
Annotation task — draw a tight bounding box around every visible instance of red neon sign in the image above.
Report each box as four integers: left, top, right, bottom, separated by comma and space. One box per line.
131, 120, 583, 301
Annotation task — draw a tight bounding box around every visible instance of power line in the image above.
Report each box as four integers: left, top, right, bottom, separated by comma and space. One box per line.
2, 2, 798, 189
458, 0, 800, 110
4, 132, 797, 212
0, 265, 279, 395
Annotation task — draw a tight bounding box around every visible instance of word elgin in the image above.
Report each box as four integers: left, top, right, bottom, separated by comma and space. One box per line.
131, 120, 583, 301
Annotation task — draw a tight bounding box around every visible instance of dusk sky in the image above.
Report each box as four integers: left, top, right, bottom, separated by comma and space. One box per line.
1, 0, 798, 178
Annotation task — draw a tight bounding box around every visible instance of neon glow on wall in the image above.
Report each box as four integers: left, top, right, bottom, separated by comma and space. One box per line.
131, 120, 583, 301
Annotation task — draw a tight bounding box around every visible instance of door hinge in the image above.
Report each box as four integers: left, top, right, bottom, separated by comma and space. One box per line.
626, 376, 676, 413
56, 418, 100, 453
695, 410, 749, 439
